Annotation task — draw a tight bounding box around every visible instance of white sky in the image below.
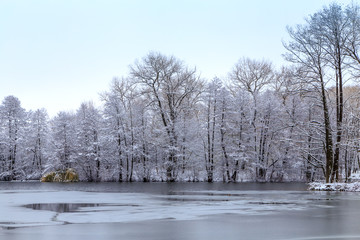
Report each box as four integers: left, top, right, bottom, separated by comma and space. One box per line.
0, 0, 356, 117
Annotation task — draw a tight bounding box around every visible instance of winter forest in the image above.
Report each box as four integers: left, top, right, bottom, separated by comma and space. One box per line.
1, 3, 360, 183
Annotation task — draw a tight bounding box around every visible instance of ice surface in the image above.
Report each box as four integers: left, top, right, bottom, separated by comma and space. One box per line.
2, 183, 360, 240
0, 189, 320, 228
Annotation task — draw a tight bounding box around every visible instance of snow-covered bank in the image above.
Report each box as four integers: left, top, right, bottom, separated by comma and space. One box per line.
308, 182, 360, 192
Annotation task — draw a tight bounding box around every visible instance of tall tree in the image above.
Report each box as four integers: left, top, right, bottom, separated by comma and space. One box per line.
48, 112, 76, 171
130, 52, 203, 181
0, 96, 26, 180
344, 3, 360, 75
284, 18, 334, 183
315, 3, 348, 182
229, 58, 274, 180
75, 102, 102, 181
24, 109, 49, 179
203, 78, 221, 182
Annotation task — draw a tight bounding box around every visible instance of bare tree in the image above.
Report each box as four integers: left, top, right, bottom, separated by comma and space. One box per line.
314, 3, 349, 182
344, 3, 360, 75
284, 19, 334, 183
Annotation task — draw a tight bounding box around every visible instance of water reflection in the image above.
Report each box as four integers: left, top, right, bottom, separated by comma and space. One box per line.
0, 181, 308, 193
23, 203, 100, 213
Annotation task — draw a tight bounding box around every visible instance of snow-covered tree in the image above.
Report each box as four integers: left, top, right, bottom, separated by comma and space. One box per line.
48, 111, 76, 172
130, 52, 203, 181
23, 109, 49, 179
74, 102, 102, 181
229, 58, 274, 181
0, 96, 26, 180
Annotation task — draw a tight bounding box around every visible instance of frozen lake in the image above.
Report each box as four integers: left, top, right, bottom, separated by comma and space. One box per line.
0, 182, 360, 240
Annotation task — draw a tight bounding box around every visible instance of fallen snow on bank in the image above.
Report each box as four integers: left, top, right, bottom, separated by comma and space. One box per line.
308, 182, 360, 192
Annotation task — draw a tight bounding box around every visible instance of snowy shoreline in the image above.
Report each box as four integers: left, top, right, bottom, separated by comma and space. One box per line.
308, 182, 360, 192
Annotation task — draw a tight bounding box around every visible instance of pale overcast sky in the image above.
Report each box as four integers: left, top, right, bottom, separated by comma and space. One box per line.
0, 0, 356, 116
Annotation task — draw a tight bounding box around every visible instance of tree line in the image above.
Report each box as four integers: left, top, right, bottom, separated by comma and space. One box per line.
1, 3, 360, 183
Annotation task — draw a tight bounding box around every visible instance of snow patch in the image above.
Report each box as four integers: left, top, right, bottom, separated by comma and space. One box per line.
308, 182, 360, 192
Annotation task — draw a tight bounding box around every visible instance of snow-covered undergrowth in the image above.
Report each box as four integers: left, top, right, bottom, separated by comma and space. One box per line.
308, 182, 360, 192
